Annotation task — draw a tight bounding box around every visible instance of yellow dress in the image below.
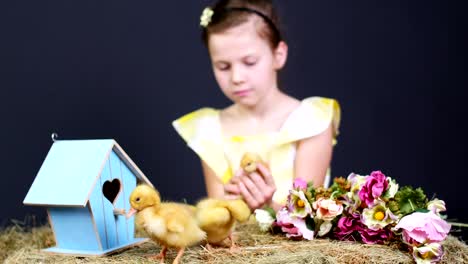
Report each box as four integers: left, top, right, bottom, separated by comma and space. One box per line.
172, 97, 341, 205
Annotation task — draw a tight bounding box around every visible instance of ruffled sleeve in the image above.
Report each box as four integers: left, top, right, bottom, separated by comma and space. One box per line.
277, 97, 341, 145
172, 108, 232, 183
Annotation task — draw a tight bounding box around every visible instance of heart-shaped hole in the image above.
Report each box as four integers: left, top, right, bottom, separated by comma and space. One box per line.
102, 179, 121, 205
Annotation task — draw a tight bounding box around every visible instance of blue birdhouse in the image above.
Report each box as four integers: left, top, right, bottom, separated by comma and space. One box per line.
23, 139, 152, 256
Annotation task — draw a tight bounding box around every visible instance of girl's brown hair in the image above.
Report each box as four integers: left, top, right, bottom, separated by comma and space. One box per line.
202, 0, 283, 49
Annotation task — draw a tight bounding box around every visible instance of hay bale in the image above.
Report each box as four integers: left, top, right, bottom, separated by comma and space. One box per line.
1, 221, 467, 264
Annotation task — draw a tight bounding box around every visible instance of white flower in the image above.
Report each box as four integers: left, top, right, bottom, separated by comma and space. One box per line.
200, 7, 214, 27
254, 209, 275, 232
288, 189, 313, 218
347, 173, 367, 193
383, 177, 399, 199
427, 199, 446, 215
317, 220, 333, 237
412, 243, 444, 264
362, 201, 398, 230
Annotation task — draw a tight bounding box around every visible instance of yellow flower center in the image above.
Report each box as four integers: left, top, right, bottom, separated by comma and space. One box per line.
374, 211, 385, 221
420, 251, 432, 259
296, 200, 305, 208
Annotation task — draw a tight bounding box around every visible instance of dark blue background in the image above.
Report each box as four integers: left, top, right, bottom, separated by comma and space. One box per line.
1, 1, 466, 239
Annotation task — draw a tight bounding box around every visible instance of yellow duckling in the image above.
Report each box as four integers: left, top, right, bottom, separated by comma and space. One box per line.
195, 198, 251, 250
240, 152, 268, 173
126, 185, 206, 264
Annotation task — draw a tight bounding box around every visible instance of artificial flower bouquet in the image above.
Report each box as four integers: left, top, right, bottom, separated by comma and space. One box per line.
254, 171, 451, 264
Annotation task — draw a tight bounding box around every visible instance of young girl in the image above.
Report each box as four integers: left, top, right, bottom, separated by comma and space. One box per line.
173, 0, 340, 212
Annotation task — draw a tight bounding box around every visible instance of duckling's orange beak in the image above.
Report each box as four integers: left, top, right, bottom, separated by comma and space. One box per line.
126, 208, 137, 219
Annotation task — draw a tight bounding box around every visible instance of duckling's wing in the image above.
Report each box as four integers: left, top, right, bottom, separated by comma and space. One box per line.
162, 205, 192, 233
166, 218, 185, 233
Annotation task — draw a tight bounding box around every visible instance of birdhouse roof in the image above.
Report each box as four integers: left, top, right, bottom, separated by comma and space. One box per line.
23, 139, 152, 207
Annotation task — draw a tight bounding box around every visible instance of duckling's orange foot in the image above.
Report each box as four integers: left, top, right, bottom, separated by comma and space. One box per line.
172, 247, 185, 264
229, 243, 241, 253
205, 243, 214, 251
148, 254, 165, 264
148, 246, 167, 263
203, 243, 226, 253
228, 233, 241, 253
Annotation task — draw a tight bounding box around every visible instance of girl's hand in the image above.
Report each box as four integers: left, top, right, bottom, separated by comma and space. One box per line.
238, 163, 276, 210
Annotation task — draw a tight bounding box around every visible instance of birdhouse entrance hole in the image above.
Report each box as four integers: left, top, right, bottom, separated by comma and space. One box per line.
102, 179, 121, 205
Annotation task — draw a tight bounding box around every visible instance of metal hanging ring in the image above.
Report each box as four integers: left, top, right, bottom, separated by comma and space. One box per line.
51, 133, 59, 142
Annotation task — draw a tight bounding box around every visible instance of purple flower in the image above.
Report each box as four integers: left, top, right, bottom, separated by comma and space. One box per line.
335, 213, 393, 244
359, 171, 388, 207
293, 178, 308, 190
335, 213, 363, 241
359, 226, 393, 244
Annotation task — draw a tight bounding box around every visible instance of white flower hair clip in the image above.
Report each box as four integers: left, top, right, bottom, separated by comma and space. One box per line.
200, 7, 214, 27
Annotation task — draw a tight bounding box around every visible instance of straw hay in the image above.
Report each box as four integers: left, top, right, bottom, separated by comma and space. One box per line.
1, 220, 467, 264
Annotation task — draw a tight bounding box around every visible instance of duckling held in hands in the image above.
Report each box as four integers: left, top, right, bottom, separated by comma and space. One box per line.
126, 185, 206, 264
240, 152, 268, 173
195, 198, 251, 250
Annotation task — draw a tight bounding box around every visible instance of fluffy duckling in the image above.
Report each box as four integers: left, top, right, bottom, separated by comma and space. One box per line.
126, 185, 206, 264
240, 152, 268, 173
195, 198, 251, 250
193, 153, 263, 250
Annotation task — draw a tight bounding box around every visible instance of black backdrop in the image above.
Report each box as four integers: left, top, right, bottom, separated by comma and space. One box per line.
1, 1, 466, 238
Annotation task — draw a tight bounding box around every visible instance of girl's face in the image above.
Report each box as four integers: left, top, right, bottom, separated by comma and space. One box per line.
208, 19, 287, 107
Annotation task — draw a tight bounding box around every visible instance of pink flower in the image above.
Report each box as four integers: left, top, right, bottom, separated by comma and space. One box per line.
394, 212, 451, 245
359, 171, 388, 207
312, 198, 343, 221
293, 178, 308, 190
275, 208, 314, 240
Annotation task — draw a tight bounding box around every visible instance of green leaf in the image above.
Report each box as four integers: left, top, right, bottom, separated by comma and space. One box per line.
388, 200, 400, 213
415, 208, 430, 213
307, 187, 316, 202
393, 186, 428, 215
264, 206, 277, 219
305, 216, 315, 231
